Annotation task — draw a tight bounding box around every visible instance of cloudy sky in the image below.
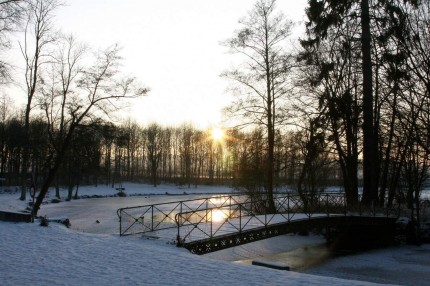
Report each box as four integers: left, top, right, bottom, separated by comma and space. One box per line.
17, 0, 308, 128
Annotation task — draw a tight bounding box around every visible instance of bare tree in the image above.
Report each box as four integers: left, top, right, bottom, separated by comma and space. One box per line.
40, 33, 84, 198
33, 43, 148, 215
0, 0, 27, 83
18, 0, 60, 200
144, 123, 162, 187
178, 123, 194, 188
121, 119, 142, 181
298, 11, 362, 206
0, 93, 12, 176
223, 0, 294, 211
400, 1, 430, 154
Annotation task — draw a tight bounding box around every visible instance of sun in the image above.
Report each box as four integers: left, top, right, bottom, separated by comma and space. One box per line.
211, 128, 224, 141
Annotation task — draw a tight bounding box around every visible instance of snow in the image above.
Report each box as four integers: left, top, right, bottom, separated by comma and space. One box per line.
2, 222, 387, 286
305, 245, 430, 285
1, 183, 430, 285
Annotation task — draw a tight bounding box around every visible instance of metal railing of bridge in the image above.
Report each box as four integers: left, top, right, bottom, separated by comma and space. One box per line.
117, 192, 402, 241
174, 193, 401, 246
117, 194, 251, 236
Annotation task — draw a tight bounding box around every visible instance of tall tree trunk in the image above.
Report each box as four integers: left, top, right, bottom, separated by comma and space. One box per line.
379, 91, 397, 206
266, 65, 276, 213
361, 0, 379, 205
20, 136, 29, 201
33, 124, 76, 215
34, 156, 62, 215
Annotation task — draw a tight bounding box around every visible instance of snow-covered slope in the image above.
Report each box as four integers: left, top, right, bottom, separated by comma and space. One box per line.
1, 222, 384, 286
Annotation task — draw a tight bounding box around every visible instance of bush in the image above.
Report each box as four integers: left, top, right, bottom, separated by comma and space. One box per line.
39, 216, 49, 227
117, 191, 127, 197
61, 218, 71, 228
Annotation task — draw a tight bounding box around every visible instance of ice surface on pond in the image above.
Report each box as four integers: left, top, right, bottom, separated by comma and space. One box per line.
40, 194, 211, 234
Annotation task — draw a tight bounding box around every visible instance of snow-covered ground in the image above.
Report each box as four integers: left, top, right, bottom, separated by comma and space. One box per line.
1, 183, 430, 285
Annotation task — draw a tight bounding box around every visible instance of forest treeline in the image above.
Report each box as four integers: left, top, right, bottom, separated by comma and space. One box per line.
0, 116, 339, 196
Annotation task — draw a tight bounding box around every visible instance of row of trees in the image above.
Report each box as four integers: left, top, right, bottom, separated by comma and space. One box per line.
0, 114, 340, 193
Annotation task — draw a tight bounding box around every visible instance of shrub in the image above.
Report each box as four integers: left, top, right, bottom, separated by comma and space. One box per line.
39, 216, 49, 227
117, 191, 127, 197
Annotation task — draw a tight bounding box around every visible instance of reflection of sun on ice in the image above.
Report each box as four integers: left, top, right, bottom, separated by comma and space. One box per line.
211, 128, 224, 141
209, 196, 225, 205
211, 209, 227, 222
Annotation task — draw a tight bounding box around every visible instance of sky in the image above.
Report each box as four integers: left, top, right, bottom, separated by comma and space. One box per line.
13, 0, 308, 129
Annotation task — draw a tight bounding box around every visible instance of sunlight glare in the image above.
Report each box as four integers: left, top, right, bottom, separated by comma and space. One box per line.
211, 128, 224, 141
211, 209, 227, 223
209, 196, 226, 205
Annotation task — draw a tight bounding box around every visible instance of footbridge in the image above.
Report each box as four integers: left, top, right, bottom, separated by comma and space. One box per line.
117, 193, 401, 254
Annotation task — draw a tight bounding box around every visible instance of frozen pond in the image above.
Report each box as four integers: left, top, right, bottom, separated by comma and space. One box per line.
39, 194, 213, 235
38, 193, 338, 273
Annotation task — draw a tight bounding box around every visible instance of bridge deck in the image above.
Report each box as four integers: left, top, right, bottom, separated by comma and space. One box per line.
182, 215, 398, 254
176, 213, 342, 243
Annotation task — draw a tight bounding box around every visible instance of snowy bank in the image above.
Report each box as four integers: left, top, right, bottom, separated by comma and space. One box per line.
1, 222, 384, 286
